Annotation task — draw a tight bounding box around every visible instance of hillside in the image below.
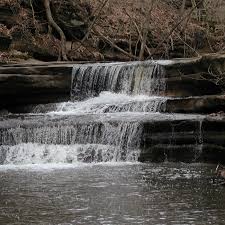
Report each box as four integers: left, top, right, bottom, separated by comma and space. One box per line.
0, 0, 224, 63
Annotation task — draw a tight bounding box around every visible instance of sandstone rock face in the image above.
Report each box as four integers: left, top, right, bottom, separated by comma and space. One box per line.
0, 63, 72, 110
164, 77, 222, 97
158, 54, 225, 97
165, 95, 225, 114
139, 117, 225, 163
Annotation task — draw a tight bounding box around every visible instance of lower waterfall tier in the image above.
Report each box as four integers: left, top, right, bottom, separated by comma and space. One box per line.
0, 143, 139, 165
1, 113, 225, 164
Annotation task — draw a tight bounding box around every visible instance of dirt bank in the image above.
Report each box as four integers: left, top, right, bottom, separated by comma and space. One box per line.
0, 0, 224, 63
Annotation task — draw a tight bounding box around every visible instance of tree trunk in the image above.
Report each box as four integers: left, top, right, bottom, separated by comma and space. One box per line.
180, 0, 187, 15
43, 0, 67, 61
139, 27, 147, 61
139, 0, 156, 60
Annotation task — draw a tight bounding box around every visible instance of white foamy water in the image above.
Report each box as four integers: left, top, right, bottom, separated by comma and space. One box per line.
0, 161, 141, 172
0, 121, 143, 151
47, 92, 166, 115
0, 143, 140, 165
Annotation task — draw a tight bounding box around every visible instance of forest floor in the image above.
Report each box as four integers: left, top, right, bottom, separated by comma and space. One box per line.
0, 0, 224, 63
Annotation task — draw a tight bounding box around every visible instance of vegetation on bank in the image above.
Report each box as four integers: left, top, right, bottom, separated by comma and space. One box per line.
0, 0, 225, 63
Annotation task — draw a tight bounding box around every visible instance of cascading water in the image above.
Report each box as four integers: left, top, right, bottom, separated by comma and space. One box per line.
0, 121, 142, 148
0, 143, 139, 165
45, 92, 167, 115
44, 61, 166, 115
71, 61, 166, 100
0, 60, 205, 165
0, 120, 142, 164
0, 60, 168, 165
30, 61, 167, 115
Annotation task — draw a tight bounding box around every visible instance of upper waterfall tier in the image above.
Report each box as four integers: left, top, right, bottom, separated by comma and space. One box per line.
1, 55, 224, 111
71, 61, 166, 100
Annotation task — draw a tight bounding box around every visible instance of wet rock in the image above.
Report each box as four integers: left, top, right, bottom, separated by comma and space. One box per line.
165, 95, 225, 113
139, 117, 225, 164
0, 35, 12, 51
165, 76, 222, 97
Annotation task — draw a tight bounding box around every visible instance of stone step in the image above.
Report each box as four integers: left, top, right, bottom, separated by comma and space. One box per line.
0, 65, 73, 75
0, 54, 225, 110
139, 144, 225, 163
0, 73, 71, 108
165, 76, 222, 97
2, 94, 225, 114
0, 113, 225, 163
165, 95, 225, 113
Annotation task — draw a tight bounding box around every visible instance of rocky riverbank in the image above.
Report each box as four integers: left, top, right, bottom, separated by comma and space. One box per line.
0, 54, 225, 163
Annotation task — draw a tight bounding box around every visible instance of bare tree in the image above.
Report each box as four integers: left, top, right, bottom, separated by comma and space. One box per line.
43, 0, 67, 61
147, 0, 205, 59
180, 0, 187, 15
139, 0, 156, 60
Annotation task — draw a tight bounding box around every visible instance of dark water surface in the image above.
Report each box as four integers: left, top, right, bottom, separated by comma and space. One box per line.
0, 163, 225, 225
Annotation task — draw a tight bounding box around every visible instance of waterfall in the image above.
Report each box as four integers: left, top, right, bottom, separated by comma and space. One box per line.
0, 60, 172, 165
0, 59, 216, 165
0, 143, 140, 164
45, 92, 167, 115
0, 122, 142, 147
0, 121, 142, 164
71, 61, 166, 100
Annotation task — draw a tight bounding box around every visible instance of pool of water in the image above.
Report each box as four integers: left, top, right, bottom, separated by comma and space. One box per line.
0, 163, 224, 225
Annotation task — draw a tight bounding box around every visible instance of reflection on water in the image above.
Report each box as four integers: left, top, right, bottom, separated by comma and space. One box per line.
0, 163, 225, 225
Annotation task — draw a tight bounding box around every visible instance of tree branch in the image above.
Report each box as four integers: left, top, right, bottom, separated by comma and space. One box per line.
147, 0, 204, 59
94, 29, 138, 60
